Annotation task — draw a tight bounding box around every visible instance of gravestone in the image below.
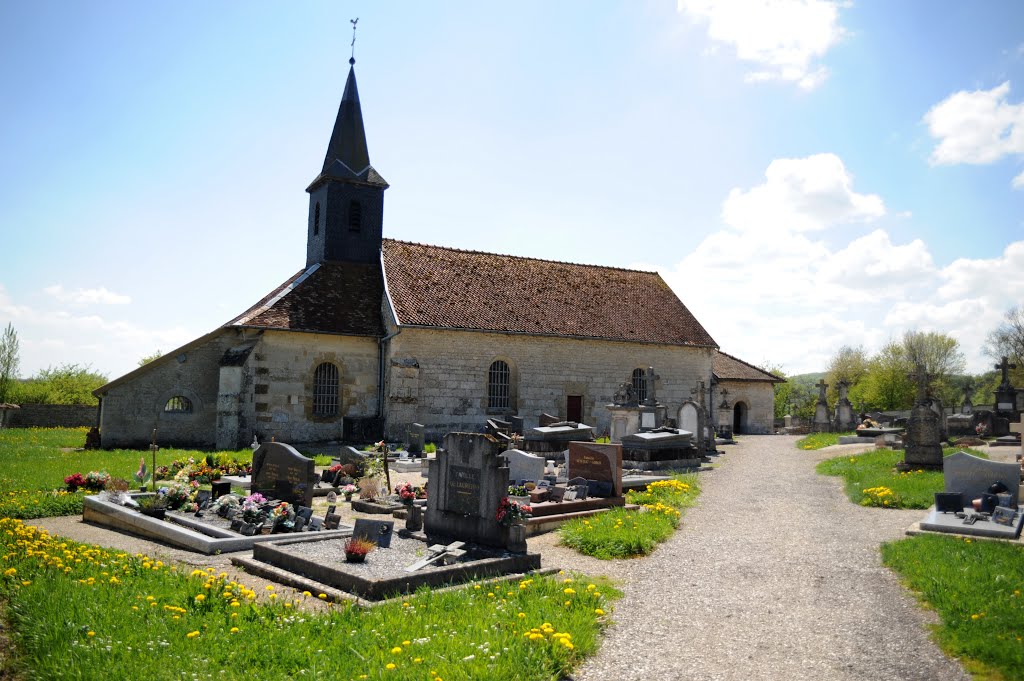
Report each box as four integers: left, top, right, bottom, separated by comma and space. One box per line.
993, 356, 1018, 414
509, 416, 525, 435
251, 442, 315, 507
620, 428, 699, 470
832, 381, 857, 432
407, 423, 425, 455
812, 379, 831, 433
502, 449, 546, 484
1011, 422, 1023, 459
899, 366, 943, 471
927, 397, 948, 442
486, 418, 512, 438
539, 413, 560, 427
425, 433, 511, 549
943, 451, 1020, 508
567, 442, 623, 498
607, 405, 641, 443
211, 481, 232, 500
353, 518, 395, 548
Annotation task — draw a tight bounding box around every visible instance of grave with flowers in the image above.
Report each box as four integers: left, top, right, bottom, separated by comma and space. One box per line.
229, 432, 543, 602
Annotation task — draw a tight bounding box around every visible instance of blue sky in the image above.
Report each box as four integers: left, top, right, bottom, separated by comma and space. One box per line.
1, 1, 1023, 380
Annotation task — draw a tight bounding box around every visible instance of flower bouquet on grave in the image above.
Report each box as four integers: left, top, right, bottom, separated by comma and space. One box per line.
394, 482, 417, 506
136, 492, 168, 520
211, 494, 240, 518
240, 492, 267, 524
343, 537, 376, 563
495, 497, 533, 527
102, 478, 131, 506
83, 470, 111, 493
270, 501, 294, 533
340, 483, 359, 501
976, 422, 989, 438
162, 480, 199, 510
64, 473, 85, 493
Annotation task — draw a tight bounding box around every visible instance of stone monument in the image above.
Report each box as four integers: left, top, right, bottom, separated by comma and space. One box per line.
832, 381, 857, 432
811, 379, 831, 433
251, 442, 316, 507
899, 366, 943, 471
994, 356, 1019, 415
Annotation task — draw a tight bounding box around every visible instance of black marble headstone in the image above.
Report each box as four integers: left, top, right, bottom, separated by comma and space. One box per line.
195, 490, 212, 510
353, 519, 395, 548
934, 492, 963, 514
211, 481, 232, 499
296, 506, 314, 522
309, 517, 323, 531
251, 442, 315, 507
326, 505, 337, 517
323, 513, 341, 530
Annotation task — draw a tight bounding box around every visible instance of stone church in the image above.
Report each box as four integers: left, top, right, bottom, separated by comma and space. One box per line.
94, 62, 781, 449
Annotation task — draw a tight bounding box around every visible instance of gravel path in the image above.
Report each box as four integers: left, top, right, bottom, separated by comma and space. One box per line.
568, 435, 969, 681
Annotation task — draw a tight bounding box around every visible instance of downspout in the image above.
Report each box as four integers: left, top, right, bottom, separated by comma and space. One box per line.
377, 328, 401, 419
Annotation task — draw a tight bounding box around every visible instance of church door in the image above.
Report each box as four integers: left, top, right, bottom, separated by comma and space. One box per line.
566, 395, 583, 422
733, 403, 746, 434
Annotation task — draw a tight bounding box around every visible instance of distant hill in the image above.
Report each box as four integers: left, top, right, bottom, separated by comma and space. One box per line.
788, 372, 824, 384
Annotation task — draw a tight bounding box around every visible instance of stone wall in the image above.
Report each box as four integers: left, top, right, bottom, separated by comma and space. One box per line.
717, 380, 775, 435
6, 404, 98, 428
247, 330, 379, 445
384, 327, 715, 440
98, 328, 382, 450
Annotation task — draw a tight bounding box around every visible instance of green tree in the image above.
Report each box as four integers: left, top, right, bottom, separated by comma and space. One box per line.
860, 341, 914, 410
901, 329, 966, 406
9, 363, 108, 406
984, 305, 1024, 385
0, 322, 19, 403
824, 345, 869, 404
138, 349, 163, 366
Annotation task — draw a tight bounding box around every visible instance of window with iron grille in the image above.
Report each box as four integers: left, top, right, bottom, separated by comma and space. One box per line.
314, 202, 320, 236
488, 360, 510, 410
348, 200, 362, 232
164, 396, 192, 413
313, 363, 339, 417
631, 368, 647, 403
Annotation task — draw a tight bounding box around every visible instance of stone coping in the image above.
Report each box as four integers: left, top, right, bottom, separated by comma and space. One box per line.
82, 495, 349, 555
912, 506, 1024, 540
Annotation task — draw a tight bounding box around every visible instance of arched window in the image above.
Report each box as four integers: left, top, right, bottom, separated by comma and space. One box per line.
314, 202, 320, 236
631, 368, 647, 403
347, 200, 362, 232
164, 396, 192, 413
312, 363, 339, 417
488, 360, 510, 410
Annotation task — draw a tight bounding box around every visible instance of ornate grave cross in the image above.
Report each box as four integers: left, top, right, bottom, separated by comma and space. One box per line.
837, 380, 850, 402
962, 380, 975, 401
149, 429, 159, 487
691, 380, 706, 408
996, 356, 1017, 388
908, 365, 933, 406
644, 366, 658, 405
816, 379, 828, 403
719, 387, 730, 410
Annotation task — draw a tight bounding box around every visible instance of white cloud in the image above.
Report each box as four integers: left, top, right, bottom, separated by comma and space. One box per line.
1013, 169, 1024, 189
44, 284, 132, 305
677, 0, 847, 90
721, 153, 885, 234
924, 81, 1024, 188
649, 154, 1019, 375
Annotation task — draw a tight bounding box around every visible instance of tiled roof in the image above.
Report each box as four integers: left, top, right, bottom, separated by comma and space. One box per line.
382, 240, 717, 347
227, 262, 385, 336
713, 351, 785, 383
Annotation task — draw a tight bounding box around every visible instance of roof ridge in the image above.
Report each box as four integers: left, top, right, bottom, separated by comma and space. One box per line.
382, 238, 660, 276
716, 350, 785, 381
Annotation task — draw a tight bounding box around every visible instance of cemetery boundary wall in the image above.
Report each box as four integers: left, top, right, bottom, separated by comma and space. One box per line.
7, 404, 98, 428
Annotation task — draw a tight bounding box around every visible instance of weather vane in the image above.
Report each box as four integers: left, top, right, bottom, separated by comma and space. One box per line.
349, 18, 359, 64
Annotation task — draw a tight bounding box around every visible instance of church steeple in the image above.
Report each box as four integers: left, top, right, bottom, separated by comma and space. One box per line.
306, 58, 388, 266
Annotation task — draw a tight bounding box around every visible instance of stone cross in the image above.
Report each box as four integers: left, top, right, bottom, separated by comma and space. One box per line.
691, 380, 706, 408
718, 387, 730, 410
837, 380, 849, 402
149, 429, 159, 485
962, 381, 974, 401
403, 541, 466, 572
816, 379, 828, 403
908, 365, 933, 406
996, 356, 1017, 388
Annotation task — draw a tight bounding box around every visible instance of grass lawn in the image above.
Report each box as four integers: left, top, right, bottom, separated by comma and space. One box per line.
0, 517, 618, 681
559, 477, 700, 559
795, 431, 855, 450
882, 534, 1024, 680
817, 447, 987, 509
0, 428, 255, 519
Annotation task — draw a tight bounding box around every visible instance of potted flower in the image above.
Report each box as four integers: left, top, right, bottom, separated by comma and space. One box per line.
495, 496, 532, 527
507, 484, 530, 505
270, 502, 294, 533
83, 471, 111, 493
343, 537, 376, 563
394, 482, 417, 506
239, 492, 267, 534
340, 483, 359, 501
134, 457, 152, 492
212, 494, 240, 518
136, 493, 168, 520
64, 473, 86, 493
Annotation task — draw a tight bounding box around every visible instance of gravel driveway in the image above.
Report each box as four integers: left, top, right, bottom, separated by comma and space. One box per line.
567, 435, 969, 681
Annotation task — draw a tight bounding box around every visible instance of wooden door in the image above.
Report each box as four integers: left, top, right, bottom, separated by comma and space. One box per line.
567, 395, 583, 422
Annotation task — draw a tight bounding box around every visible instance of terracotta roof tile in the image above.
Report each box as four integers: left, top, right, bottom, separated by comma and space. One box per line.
382, 240, 717, 347
713, 351, 785, 383
227, 262, 384, 336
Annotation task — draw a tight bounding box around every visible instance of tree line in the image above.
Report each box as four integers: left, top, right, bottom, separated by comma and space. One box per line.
770, 306, 1024, 419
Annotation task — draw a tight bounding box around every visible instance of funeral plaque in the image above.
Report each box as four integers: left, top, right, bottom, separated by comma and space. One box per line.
251, 442, 315, 507
448, 465, 481, 516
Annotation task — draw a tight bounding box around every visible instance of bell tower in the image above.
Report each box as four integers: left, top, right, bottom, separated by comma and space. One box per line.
305, 56, 388, 266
